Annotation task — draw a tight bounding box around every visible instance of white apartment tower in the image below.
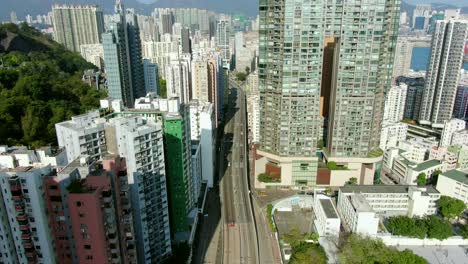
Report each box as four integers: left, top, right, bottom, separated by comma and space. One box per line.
105, 116, 171, 262
55, 111, 106, 164
383, 84, 407, 124
188, 101, 215, 187
0, 166, 56, 263
166, 59, 191, 104
419, 20, 468, 128
440, 118, 466, 147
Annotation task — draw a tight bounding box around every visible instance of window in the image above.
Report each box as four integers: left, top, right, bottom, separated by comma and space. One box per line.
84, 245, 91, 250
79, 213, 85, 218
76, 201, 82, 207
86, 255, 93, 260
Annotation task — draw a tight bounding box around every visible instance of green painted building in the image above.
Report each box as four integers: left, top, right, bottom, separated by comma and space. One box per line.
163, 111, 195, 241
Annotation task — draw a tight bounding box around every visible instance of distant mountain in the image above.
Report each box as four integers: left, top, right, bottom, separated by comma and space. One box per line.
1, 0, 259, 22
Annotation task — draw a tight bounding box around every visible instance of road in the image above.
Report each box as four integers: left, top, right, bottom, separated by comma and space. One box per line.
220, 81, 259, 264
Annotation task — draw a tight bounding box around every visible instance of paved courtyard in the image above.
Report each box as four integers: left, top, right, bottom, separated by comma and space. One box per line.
397, 246, 468, 264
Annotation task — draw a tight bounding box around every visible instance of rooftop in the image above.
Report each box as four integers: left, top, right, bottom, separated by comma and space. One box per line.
319, 199, 339, 219
413, 159, 441, 171
441, 170, 468, 184
349, 194, 373, 213
341, 185, 439, 194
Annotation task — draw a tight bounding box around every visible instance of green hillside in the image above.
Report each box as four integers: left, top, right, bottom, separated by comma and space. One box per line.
0, 23, 106, 147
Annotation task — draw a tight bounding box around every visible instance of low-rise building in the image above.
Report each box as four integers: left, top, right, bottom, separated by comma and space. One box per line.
337, 185, 440, 235
436, 169, 468, 204
451, 130, 468, 146
313, 194, 340, 237
380, 122, 408, 150
392, 158, 445, 185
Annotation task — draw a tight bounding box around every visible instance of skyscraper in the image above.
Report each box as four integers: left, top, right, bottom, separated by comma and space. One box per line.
453, 86, 468, 120
52, 5, 104, 52
181, 28, 192, 54
256, 0, 400, 186
383, 84, 407, 124
103, 1, 145, 107
419, 20, 468, 128
143, 59, 160, 95
216, 17, 231, 68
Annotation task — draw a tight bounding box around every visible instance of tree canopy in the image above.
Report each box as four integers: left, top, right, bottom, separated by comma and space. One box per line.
339, 234, 427, 264
386, 215, 453, 240
0, 23, 105, 147
437, 196, 466, 219
416, 173, 427, 186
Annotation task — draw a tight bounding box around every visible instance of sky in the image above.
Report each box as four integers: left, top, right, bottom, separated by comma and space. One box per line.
0, 0, 466, 22
406, 0, 466, 6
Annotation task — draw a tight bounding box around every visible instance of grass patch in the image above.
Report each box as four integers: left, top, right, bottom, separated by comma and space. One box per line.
266, 204, 277, 232
258, 173, 281, 183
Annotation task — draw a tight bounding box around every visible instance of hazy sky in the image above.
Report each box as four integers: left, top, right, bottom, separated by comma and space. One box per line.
405, 0, 466, 6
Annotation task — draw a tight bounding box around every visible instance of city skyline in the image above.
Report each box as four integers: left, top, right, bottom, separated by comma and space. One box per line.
1, 0, 468, 263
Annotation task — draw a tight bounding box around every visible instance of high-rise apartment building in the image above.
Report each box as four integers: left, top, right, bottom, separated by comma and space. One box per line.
55, 111, 106, 164
103, 1, 145, 107
216, 17, 231, 68
191, 60, 210, 102
142, 35, 179, 79
143, 59, 159, 95
0, 165, 56, 263
440, 119, 466, 147
256, 0, 400, 186
131, 95, 197, 241
56, 111, 172, 263
188, 101, 215, 187
67, 156, 136, 264
392, 38, 413, 78
181, 28, 192, 54
383, 84, 407, 124
52, 5, 104, 52
166, 58, 191, 104
419, 20, 468, 128
454, 86, 468, 120
105, 116, 171, 262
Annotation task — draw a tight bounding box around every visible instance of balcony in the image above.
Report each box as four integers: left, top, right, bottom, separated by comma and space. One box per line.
23, 242, 34, 248
10, 184, 21, 191
15, 205, 25, 212
21, 232, 32, 239
11, 194, 23, 201
19, 223, 30, 231
16, 214, 28, 221
25, 251, 36, 258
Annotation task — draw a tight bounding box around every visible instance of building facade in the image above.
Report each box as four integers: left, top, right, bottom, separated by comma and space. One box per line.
256, 0, 400, 186
102, 1, 145, 107
52, 4, 104, 52
419, 20, 468, 128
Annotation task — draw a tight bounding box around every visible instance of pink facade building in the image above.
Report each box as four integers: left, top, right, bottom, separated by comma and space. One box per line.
44, 155, 135, 264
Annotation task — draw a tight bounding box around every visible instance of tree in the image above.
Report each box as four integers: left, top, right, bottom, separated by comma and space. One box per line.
0, 23, 105, 147
339, 234, 426, 264
437, 196, 466, 219
324, 187, 332, 196
386, 216, 427, 239
416, 173, 427, 186
424, 216, 453, 240
290, 243, 327, 264
347, 177, 358, 185
245, 66, 250, 74
236, 72, 247, 82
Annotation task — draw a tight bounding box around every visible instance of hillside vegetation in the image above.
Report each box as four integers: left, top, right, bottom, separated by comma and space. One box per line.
0, 23, 106, 147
